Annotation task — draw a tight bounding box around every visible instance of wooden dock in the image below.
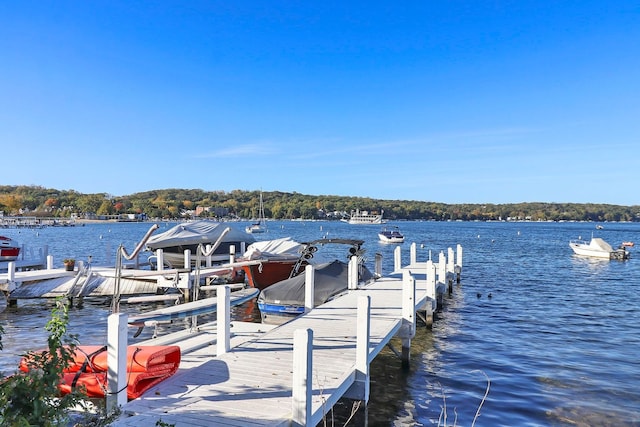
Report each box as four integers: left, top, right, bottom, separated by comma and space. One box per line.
112, 244, 462, 426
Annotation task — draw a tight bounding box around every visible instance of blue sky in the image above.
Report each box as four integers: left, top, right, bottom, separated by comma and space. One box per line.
2, 1, 639, 205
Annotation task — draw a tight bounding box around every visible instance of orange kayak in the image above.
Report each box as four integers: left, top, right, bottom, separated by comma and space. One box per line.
20, 345, 180, 400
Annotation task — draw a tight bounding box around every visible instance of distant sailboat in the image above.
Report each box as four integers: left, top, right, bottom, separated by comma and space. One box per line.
246, 191, 267, 234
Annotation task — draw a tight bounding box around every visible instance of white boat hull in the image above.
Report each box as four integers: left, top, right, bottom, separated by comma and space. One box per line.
569, 237, 630, 260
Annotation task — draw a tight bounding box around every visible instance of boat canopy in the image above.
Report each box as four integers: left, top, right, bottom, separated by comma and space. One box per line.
242, 237, 303, 261
589, 237, 614, 252
146, 221, 255, 250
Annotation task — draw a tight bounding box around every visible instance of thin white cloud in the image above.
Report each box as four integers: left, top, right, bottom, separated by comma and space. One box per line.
194, 143, 276, 158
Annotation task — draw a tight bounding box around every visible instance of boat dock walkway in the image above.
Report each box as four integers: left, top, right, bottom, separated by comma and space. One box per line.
113, 244, 462, 426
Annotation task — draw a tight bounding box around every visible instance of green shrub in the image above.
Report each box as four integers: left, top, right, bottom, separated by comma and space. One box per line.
0, 298, 91, 426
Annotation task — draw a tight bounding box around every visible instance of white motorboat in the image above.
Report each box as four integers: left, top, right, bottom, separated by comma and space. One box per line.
341, 209, 385, 225
378, 226, 404, 243
569, 237, 630, 260
145, 220, 256, 267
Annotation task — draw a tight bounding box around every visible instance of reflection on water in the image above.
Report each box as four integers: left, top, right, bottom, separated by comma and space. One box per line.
2, 221, 640, 426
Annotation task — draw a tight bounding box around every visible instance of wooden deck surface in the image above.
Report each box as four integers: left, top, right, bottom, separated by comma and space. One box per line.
113, 264, 437, 426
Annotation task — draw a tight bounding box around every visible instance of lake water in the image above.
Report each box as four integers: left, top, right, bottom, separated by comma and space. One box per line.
2, 220, 639, 426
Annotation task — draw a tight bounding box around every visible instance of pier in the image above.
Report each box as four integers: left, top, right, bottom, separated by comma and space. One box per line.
111, 243, 462, 426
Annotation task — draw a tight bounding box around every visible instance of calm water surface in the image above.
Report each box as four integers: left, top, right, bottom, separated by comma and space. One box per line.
2, 220, 639, 426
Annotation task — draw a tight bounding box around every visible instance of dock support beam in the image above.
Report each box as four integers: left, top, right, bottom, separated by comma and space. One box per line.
107, 313, 128, 412
217, 285, 231, 356
292, 328, 313, 427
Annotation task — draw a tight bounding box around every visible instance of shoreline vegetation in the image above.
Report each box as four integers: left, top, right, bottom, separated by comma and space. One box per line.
1, 185, 639, 223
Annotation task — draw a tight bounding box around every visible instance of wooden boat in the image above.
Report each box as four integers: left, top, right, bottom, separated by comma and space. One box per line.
378, 226, 404, 243
0, 235, 20, 261
569, 237, 630, 260
20, 345, 181, 400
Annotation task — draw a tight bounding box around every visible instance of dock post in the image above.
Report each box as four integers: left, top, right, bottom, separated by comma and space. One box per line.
292, 328, 313, 427
447, 247, 455, 293
456, 244, 463, 283
46, 254, 53, 270
410, 242, 417, 265
106, 312, 128, 412
345, 295, 371, 402
183, 249, 191, 269
425, 260, 436, 327
217, 285, 231, 356
374, 252, 382, 277
401, 270, 416, 368
157, 249, 164, 271
304, 265, 315, 313
229, 244, 235, 264
348, 256, 358, 290
394, 246, 401, 272
205, 244, 212, 267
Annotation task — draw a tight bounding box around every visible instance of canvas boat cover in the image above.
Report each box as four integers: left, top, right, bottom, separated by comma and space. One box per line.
258, 259, 373, 307
589, 237, 614, 252
242, 237, 304, 261
146, 220, 255, 250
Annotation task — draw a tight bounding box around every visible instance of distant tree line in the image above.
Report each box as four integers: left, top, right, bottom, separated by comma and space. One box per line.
1, 185, 639, 222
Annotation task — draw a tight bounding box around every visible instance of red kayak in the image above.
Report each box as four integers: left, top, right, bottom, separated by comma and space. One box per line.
20, 345, 180, 400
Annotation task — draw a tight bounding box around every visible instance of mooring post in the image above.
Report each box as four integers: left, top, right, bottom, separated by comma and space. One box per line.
292, 328, 313, 427
410, 242, 417, 265
355, 295, 371, 401
394, 246, 401, 272
46, 254, 53, 269
425, 260, 436, 327
183, 249, 191, 269
447, 247, 455, 293
217, 285, 231, 356
106, 313, 128, 412
157, 249, 164, 272
456, 244, 463, 283
401, 270, 416, 368
348, 256, 358, 290
304, 265, 315, 313
374, 252, 383, 277
228, 244, 235, 265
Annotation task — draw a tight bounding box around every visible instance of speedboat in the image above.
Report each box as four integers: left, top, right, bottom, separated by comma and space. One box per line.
378, 226, 404, 243
145, 221, 256, 267
569, 237, 630, 260
257, 239, 373, 325
239, 237, 306, 290
0, 235, 20, 261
